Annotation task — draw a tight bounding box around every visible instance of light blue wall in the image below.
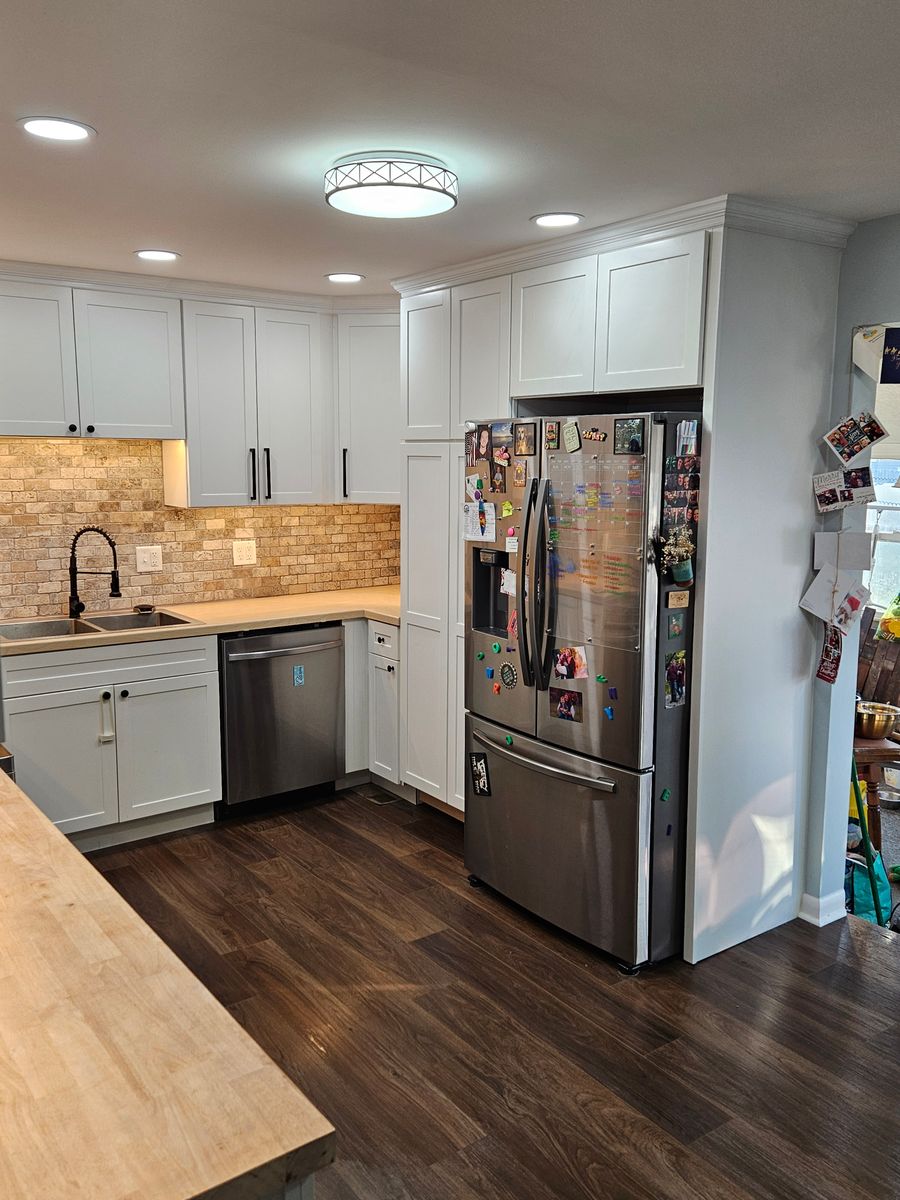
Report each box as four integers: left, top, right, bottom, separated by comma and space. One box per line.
806, 213, 900, 918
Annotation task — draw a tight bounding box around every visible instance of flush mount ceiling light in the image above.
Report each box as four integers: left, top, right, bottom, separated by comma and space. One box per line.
531, 212, 584, 228
325, 152, 458, 219
19, 116, 96, 141
135, 249, 180, 262
326, 272, 365, 283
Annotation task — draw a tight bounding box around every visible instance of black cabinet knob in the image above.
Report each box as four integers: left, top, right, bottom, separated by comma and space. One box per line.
102, 691, 111, 700
86, 425, 95, 434
387, 664, 395, 673
68, 424, 78, 433
120, 689, 129, 698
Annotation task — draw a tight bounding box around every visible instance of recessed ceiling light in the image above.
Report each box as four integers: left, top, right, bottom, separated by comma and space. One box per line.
325, 152, 458, 219
531, 212, 584, 228
19, 116, 96, 142
134, 249, 180, 262
326, 272, 365, 283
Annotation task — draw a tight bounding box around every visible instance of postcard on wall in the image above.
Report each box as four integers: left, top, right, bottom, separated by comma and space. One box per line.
815, 624, 843, 685
799, 563, 870, 634
813, 531, 874, 572
822, 411, 889, 465
463, 501, 496, 541
812, 466, 875, 512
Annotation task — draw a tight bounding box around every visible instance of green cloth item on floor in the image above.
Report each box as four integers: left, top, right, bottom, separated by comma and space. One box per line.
845, 853, 892, 923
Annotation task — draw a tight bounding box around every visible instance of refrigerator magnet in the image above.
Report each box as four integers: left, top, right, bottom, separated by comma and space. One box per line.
562, 421, 582, 453
469, 752, 491, 796
614, 417, 644, 455
550, 687, 583, 723
512, 460, 528, 488
513, 422, 536, 456
664, 651, 687, 708
545, 420, 560, 450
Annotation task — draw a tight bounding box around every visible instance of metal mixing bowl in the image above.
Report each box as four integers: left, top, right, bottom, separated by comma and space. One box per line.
855, 701, 900, 740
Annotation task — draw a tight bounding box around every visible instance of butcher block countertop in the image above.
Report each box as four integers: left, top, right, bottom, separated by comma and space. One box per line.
0, 584, 400, 656
0, 768, 335, 1199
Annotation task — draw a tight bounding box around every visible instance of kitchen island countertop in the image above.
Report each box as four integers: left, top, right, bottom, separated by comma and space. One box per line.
0, 767, 335, 1199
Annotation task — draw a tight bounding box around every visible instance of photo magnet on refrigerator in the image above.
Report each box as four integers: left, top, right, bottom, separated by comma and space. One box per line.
563, 421, 582, 453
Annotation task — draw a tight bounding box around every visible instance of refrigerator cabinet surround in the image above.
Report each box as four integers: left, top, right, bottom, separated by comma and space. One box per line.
465, 714, 651, 966
220, 624, 345, 806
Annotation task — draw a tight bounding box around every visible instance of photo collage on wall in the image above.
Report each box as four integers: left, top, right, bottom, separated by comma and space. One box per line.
662, 454, 701, 536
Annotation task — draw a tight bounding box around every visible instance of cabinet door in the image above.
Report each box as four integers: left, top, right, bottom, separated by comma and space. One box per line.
337, 313, 401, 503
4, 686, 118, 833
177, 301, 258, 507
401, 290, 450, 439
256, 308, 323, 504
450, 276, 511, 436
446, 634, 466, 812
115, 671, 221, 821
444, 443, 468, 812
595, 232, 707, 391
400, 443, 450, 799
0, 282, 79, 436
510, 256, 598, 396
73, 290, 185, 438
368, 653, 399, 783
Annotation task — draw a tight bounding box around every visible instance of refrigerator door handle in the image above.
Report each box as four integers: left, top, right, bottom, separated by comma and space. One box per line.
517, 477, 537, 687
472, 729, 616, 793
529, 477, 551, 690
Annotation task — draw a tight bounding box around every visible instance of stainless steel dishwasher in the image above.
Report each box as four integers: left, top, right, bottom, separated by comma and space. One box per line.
220, 623, 344, 806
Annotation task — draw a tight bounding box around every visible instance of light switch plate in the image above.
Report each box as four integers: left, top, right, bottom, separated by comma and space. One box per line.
135, 545, 163, 572
232, 538, 257, 566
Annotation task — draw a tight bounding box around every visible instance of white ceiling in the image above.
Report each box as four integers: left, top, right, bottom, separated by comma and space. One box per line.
1, 0, 898, 295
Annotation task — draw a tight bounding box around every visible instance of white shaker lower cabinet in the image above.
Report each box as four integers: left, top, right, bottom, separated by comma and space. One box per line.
400, 443, 451, 800
73, 289, 185, 438
595, 231, 707, 391
114, 672, 220, 821
4, 686, 119, 834
2, 637, 221, 835
0, 281, 80, 437
368, 654, 399, 783
510, 255, 598, 396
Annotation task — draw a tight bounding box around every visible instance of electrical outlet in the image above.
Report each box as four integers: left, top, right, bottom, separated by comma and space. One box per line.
232, 538, 257, 566
135, 545, 163, 572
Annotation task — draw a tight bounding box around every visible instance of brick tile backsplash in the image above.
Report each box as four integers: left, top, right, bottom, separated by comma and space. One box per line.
0, 439, 400, 619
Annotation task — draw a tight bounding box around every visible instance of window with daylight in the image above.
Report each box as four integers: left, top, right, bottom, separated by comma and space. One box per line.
864, 458, 900, 609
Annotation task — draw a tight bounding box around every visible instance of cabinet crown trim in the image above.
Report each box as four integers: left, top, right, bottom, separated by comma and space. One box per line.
0, 260, 399, 314
392, 194, 856, 296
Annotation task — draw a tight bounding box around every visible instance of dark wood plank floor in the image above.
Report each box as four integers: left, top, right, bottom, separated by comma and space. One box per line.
90, 786, 900, 1200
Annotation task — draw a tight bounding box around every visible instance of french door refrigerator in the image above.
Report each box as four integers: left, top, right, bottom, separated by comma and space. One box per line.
463, 412, 698, 969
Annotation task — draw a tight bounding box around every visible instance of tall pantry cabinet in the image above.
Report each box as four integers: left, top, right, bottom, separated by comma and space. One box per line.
400, 277, 512, 811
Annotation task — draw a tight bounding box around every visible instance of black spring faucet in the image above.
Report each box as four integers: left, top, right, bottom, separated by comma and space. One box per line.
68, 526, 121, 618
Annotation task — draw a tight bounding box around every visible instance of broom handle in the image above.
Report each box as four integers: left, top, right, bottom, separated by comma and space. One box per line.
852, 754, 886, 927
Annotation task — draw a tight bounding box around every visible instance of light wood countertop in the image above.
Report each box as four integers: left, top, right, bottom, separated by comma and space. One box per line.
0, 768, 335, 1198
0, 585, 400, 656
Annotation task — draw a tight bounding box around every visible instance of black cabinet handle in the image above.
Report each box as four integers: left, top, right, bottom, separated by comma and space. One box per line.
102, 691, 111, 700
387, 664, 395, 673
120, 689, 129, 698
86, 425, 95, 434
342, 448, 349, 498
249, 448, 257, 501
264, 447, 272, 500
68, 424, 78, 433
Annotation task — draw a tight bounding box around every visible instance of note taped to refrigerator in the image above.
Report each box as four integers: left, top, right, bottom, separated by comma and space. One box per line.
500, 568, 516, 597
463, 502, 496, 540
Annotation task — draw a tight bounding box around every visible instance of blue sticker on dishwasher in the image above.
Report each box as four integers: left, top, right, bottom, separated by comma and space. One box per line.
293, 665, 305, 687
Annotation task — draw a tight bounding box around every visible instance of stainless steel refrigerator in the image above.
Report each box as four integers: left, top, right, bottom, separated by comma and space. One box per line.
463, 412, 699, 969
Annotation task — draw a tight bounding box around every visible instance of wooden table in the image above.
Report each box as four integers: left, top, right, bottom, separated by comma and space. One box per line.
853, 735, 900, 851
0, 769, 335, 1199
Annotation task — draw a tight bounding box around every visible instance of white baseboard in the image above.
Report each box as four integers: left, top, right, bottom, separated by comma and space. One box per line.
799, 889, 847, 927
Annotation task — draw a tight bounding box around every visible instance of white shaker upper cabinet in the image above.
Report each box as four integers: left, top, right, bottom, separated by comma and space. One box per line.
256, 308, 322, 505
338, 313, 401, 504
0, 282, 79, 437
167, 301, 258, 507
450, 275, 511, 436
73, 290, 185, 439
401, 289, 450, 439
510, 256, 598, 396
595, 232, 707, 391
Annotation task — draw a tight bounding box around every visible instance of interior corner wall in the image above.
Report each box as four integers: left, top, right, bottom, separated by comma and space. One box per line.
805, 212, 900, 923
684, 226, 842, 963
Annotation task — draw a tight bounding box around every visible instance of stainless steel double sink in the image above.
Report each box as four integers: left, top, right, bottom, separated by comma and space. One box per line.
0, 611, 193, 642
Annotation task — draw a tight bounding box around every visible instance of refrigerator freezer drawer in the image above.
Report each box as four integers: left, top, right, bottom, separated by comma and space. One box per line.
464, 714, 651, 966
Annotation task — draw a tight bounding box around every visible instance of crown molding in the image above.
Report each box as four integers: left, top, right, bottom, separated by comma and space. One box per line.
0, 258, 398, 313
392, 194, 857, 295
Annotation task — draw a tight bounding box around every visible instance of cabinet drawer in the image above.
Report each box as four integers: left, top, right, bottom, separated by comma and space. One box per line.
1, 635, 218, 698
368, 620, 399, 660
